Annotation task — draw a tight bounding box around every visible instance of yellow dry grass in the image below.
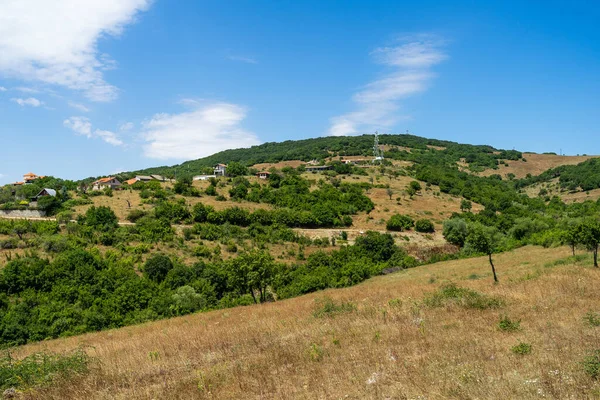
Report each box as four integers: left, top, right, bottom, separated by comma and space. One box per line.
479, 153, 597, 179
14, 245, 600, 399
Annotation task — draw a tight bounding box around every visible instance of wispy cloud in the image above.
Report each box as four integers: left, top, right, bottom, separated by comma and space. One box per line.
11, 97, 43, 107
68, 101, 90, 112
95, 129, 123, 146
328, 34, 447, 136
119, 122, 134, 132
142, 101, 260, 160
0, 0, 150, 102
64, 116, 123, 146
225, 49, 258, 64
0, 86, 7, 92
15, 87, 40, 94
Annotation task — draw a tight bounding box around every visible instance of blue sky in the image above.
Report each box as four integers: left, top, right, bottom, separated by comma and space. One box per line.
0, 0, 598, 183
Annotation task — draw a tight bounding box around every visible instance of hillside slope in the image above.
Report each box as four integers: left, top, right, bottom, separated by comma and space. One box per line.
14, 246, 600, 399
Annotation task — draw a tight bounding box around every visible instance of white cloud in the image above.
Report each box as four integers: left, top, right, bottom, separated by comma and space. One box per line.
95, 129, 123, 146
68, 101, 90, 112
0, 86, 7, 92
64, 116, 93, 137
11, 97, 43, 107
119, 122, 134, 131
142, 102, 260, 160
0, 0, 150, 102
328, 34, 447, 136
64, 116, 123, 146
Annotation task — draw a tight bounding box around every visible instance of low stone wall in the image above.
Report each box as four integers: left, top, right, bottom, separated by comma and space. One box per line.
0, 209, 47, 218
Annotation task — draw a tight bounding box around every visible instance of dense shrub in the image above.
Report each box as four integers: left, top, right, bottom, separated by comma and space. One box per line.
415, 219, 435, 233
386, 214, 414, 231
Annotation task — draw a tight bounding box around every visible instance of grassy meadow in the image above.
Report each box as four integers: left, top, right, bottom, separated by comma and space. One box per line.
9, 245, 600, 399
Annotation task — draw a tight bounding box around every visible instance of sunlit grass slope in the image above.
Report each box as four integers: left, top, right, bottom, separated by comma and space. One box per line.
14, 246, 600, 399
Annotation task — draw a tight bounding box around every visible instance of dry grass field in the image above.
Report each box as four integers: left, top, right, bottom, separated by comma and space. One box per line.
12, 245, 600, 399
479, 153, 597, 179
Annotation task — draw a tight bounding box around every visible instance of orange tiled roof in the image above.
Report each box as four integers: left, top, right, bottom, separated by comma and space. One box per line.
94, 177, 115, 184
125, 178, 138, 185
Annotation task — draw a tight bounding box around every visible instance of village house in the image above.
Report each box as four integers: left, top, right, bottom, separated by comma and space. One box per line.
214, 164, 227, 176
33, 188, 56, 199
23, 172, 45, 184
91, 177, 122, 191
124, 178, 139, 185
256, 171, 271, 180
13, 172, 45, 186
151, 174, 168, 182
342, 159, 368, 165
135, 175, 154, 182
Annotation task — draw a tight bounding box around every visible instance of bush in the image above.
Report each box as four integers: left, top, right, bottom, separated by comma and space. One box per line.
386, 214, 414, 231
415, 219, 435, 233
126, 209, 147, 223
424, 283, 503, 310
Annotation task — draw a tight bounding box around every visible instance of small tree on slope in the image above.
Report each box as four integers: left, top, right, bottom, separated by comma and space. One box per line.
466, 223, 501, 283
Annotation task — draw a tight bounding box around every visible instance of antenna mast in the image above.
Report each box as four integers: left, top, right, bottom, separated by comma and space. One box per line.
373, 131, 384, 161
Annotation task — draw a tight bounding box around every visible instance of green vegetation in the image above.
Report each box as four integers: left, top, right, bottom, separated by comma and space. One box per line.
386, 214, 414, 231
583, 350, 600, 379
4, 133, 600, 351
415, 219, 435, 233
312, 297, 356, 318
498, 315, 521, 332
424, 283, 503, 310
0, 349, 89, 391
511, 342, 532, 355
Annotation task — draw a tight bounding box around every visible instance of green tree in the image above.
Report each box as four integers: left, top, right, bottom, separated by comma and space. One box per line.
12, 220, 29, 240
561, 220, 580, 256
82, 206, 118, 231
226, 162, 248, 177
460, 199, 472, 212
174, 175, 193, 195
227, 250, 275, 303
386, 187, 393, 200
576, 219, 600, 267
443, 218, 468, 247
144, 254, 174, 283
466, 223, 501, 282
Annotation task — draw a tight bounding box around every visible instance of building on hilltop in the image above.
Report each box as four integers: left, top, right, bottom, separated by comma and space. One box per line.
214, 164, 227, 176
91, 177, 122, 191
256, 171, 271, 179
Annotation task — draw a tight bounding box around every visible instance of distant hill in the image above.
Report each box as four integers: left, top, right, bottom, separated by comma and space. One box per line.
129, 134, 522, 178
